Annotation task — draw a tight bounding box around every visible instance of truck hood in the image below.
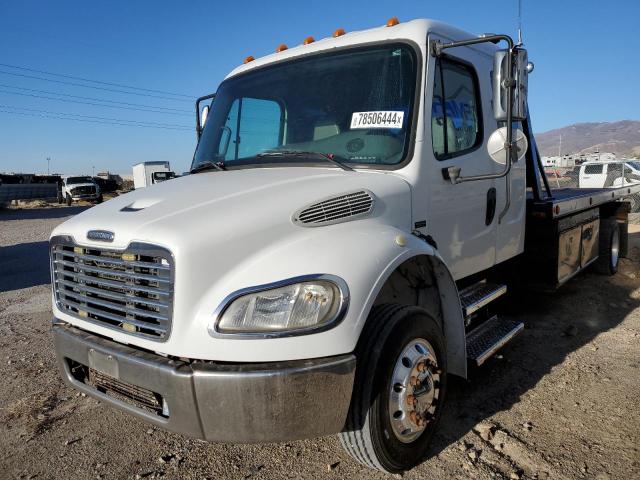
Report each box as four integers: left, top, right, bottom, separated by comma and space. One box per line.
52, 167, 411, 251
50, 166, 413, 359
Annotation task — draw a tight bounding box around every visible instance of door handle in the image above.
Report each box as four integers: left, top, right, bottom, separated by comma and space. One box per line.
486, 187, 497, 225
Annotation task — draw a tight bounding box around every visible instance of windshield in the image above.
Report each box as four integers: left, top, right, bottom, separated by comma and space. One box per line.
192, 44, 417, 170
67, 176, 93, 184
626, 161, 640, 171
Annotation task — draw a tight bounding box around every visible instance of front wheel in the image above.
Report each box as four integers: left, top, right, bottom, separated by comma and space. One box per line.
65, 194, 72, 206
96, 194, 103, 204
339, 305, 447, 473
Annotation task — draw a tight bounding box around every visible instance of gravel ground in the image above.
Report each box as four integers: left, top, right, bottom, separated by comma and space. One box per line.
1, 205, 638, 480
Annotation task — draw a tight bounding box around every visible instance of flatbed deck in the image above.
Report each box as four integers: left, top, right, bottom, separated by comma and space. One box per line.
527, 184, 640, 219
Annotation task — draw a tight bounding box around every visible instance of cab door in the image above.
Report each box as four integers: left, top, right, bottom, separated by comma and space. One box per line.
424, 40, 497, 280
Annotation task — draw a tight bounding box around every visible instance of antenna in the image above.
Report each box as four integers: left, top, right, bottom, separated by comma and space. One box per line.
517, 0, 523, 45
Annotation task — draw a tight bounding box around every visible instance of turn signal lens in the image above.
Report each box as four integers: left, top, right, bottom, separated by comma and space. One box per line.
333, 28, 346, 37
276, 44, 288, 52
386, 16, 400, 27
303, 36, 315, 45
243, 55, 255, 64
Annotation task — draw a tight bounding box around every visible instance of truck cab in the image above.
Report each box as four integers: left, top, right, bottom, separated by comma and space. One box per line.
578, 161, 640, 189
50, 18, 639, 473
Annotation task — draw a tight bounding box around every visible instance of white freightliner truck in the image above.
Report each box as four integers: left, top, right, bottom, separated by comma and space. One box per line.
50, 18, 640, 473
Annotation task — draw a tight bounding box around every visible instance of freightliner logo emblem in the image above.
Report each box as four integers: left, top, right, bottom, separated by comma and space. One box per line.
87, 230, 115, 242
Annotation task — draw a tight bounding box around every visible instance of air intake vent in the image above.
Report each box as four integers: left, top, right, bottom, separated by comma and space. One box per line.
293, 190, 374, 227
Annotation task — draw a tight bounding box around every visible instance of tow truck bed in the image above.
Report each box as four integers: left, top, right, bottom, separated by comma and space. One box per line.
527, 184, 640, 219
524, 183, 638, 289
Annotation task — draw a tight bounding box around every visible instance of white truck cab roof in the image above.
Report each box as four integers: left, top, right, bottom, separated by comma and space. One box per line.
226, 18, 496, 80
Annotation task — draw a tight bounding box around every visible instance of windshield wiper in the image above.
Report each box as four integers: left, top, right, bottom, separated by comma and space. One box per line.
190, 160, 226, 174
257, 150, 354, 171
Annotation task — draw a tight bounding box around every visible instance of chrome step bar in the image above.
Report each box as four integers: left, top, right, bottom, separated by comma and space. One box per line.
459, 282, 507, 318
466, 315, 524, 366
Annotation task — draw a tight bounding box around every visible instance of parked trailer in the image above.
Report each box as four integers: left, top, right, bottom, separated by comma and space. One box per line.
49, 18, 640, 473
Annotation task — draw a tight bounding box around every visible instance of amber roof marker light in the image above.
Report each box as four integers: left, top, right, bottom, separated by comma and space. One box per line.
243, 56, 255, 64
276, 44, 288, 52
386, 16, 400, 27
303, 36, 315, 45
333, 28, 346, 37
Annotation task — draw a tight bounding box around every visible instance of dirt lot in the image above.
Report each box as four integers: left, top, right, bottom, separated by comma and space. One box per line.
1, 205, 638, 480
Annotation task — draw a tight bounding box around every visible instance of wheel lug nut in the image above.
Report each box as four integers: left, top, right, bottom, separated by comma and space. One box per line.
410, 376, 419, 386
417, 361, 426, 372
410, 411, 419, 424
406, 394, 416, 406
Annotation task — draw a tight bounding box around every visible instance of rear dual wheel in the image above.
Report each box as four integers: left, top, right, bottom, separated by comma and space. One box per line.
595, 217, 620, 275
340, 305, 447, 473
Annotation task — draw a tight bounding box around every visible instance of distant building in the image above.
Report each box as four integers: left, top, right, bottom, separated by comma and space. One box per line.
542, 151, 617, 168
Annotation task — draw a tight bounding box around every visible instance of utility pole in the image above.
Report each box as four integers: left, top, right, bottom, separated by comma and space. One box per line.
558, 134, 562, 158
47, 157, 51, 175
92, 165, 95, 177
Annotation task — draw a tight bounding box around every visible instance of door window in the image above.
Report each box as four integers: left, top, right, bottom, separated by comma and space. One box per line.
583, 164, 603, 174
432, 58, 482, 159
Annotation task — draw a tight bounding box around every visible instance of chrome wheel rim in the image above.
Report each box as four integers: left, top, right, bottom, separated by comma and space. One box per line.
611, 226, 620, 269
388, 338, 441, 443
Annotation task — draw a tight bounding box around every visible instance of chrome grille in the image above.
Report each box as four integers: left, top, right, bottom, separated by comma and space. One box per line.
51, 236, 174, 341
293, 190, 374, 226
71, 185, 96, 195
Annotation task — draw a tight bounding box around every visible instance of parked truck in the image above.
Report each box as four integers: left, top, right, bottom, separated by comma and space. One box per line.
58, 176, 102, 205
132, 161, 174, 189
50, 18, 640, 473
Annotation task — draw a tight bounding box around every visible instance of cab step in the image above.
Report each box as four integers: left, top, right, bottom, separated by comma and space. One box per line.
460, 282, 507, 318
466, 315, 524, 366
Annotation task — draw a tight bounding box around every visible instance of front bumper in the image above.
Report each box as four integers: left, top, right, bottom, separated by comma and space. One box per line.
53, 322, 356, 442
70, 193, 99, 200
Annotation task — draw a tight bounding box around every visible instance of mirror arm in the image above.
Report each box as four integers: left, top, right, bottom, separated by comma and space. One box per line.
431, 35, 517, 185
195, 92, 216, 139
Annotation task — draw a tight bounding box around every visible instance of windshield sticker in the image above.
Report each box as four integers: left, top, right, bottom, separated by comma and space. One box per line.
350, 111, 404, 129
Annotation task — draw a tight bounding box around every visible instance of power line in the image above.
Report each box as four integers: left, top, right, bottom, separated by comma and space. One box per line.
0, 89, 192, 116
0, 62, 195, 98
0, 109, 192, 131
0, 83, 191, 112
0, 104, 192, 129
0, 108, 192, 131
0, 69, 193, 102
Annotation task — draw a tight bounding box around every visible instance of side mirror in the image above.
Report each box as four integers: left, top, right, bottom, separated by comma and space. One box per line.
493, 49, 530, 121
487, 127, 528, 165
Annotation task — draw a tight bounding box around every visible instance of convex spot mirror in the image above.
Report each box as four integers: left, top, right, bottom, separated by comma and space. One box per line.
201, 105, 210, 127
487, 127, 528, 165
493, 48, 530, 121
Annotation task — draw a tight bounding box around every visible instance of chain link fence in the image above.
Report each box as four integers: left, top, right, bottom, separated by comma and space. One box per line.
543, 163, 640, 223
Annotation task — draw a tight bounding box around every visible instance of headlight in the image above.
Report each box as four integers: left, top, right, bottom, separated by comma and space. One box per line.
213, 276, 348, 336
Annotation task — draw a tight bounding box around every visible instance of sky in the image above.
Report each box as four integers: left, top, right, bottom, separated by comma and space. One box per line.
0, 0, 638, 175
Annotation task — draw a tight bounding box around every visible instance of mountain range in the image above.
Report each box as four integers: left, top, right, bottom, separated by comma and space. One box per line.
535, 120, 640, 158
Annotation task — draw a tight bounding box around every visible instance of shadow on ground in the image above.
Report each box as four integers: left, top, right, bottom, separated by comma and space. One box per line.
0, 206, 89, 221
0, 241, 51, 292
424, 229, 640, 462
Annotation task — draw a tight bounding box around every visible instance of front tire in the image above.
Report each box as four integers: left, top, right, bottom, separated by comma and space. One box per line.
339, 304, 447, 473
96, 194, 103, 204
65, 194, 72, 206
